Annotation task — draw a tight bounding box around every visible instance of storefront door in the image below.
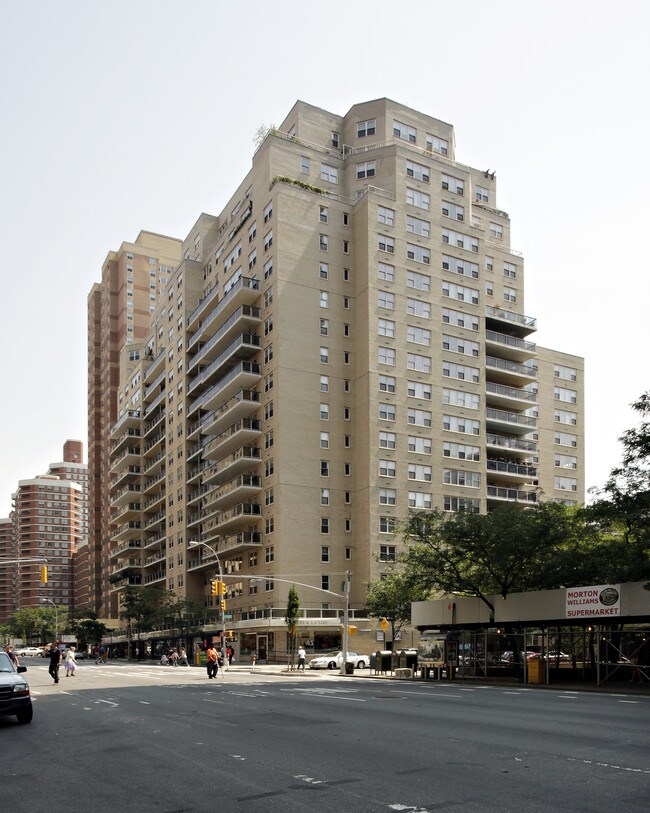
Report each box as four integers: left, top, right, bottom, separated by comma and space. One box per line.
258, 635, 267, 662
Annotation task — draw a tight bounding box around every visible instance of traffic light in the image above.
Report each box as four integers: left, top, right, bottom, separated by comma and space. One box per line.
40, 565, 48, 584
217, 581, 225, 596
210, 580, 218, 595
220, 599, 226, 611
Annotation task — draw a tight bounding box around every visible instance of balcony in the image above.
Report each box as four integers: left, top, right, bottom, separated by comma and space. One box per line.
143, 450, 165, 476
111, 557, 142, 576
486, 407, 536, 436
143, 408, 165, 438
144, 511, 166, 531
110, 447, 140, 473
203, 446, 262, 486
143, 529, 166, 550
109, 574, 142, 592
486, 433, 537, 457
485, 382, 536, 410
143, 549, 166, 568
188, 333, 261, 396
486, 330, 536, 363
201, 389, 261, 437
110, 484, 141, 509
143, 489, 166, 512
204, 418, 263, 460
189, 361, 262, 416
110, 501, 141, 523
144, 347, 166, 383
486, 306, 537, 338
110, 521, 142, 543
189, 305, 261, 373
187, 532, 262, 573
143, 470, 166, 495
143, 569, 166, 585
143, 431, 165, 459
110, 539, 142, 560
487, 459, 537, 484
110, 465, 141, 490
188, 276, 261, 349
110, 427, 141, 455
487, 485, 538, 504
144, 368, 166, 402
209, 475, 262, 510
109, 409, 141, 439
144, 387, 166, 417
486, 356, 537, 388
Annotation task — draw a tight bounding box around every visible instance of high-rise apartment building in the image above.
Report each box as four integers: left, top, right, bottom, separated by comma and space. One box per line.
0, 516, 15, 624
88, 231, 182, 615
102, 99, 584, 657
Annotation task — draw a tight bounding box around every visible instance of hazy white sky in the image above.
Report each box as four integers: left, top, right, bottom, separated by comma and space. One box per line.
1, 0, 648, 516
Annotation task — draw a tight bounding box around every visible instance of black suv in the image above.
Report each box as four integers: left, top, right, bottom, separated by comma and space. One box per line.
0, 652, 33, 724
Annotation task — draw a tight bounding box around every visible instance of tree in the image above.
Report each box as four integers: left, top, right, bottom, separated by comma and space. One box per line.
285, 586, 300, 670
253, 123, 276, 149
118, 586, 165, 659
400, 502, 595, 619
66, 609, 109, 650
587, 391, 650, 585
364, 571, 429, 650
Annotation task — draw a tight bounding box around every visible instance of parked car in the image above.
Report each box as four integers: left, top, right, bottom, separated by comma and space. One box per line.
0, 652, 33, 724
15, 647, 44, 658
308, 651, 370, 670
499, 650, 541, 663
544, 651, 571, 662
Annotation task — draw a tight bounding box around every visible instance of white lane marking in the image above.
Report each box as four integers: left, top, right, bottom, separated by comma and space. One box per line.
139, 701, 151, 705
227, 691, 257, 697
567, 757, 650, 775
294, 774, 325, 785
230, 754, 246, 761
394, 690, 462, 698
389, 805, 432, 812
502, 691, 522, 695
83, 707, 93, 711
459, 688, 476, 692
619, 700, 639, 704
95, 699, 119, 707
558, 695, 577, 699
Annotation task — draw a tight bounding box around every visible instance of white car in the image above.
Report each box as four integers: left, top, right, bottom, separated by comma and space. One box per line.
15, 647, 44, 658
308, 651, 370, 670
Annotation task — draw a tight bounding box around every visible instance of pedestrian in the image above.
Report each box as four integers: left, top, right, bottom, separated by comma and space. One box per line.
206, 644, 219, 679
630, 655, 644, 683
99, 644, 106, 663
169, 649, 178, 667
65, 646, 78, 677
178, 648, 189, 667
48, 645, 61, 684
5, 645, 19, 669
297, 645, 307, 671
135, 646, 140, 660
93, 644, 100, 664
227, 645, 233, 665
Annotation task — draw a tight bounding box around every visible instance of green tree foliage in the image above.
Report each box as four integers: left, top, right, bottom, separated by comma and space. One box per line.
66, 609, 109, 650
118, 586, 166, 658
6, 607, 67, 644
285, 586, 300, 669
364, 571, 429, 649
587, 391, 650, 585
400, 502, 596, 618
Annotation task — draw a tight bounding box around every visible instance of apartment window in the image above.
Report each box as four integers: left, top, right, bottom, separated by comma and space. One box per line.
265, 545, 274, 562
331, 131, 339, 148
490, 222, 503, 239
406, 188, 430, 210
443, 442, 480, 461
406, 245, 431, 266
319, 234, 329, 252
378, 318, 396, 338
426, 133, 448, 154
320, 318, 329, 336
320, 403, 330, 420
406, 215, 431, 238
343, 240, 349, 254
357, 119, 376, 137
406, 160, 430, 182
443, 308, 479, 331
344, 379, 351, 393
407, 299, 431, 318
344, 434, 351, 448
475, 185, 489, 202
320, 460, 330, 477
379, 459, 396, 477
321, 517, 330, 534
265, 488, 274, 506
378, 262, 395, 282
408, 435, 432, 454
442, 201, 465, 221
343, 296, 350, 309
442, 280, 479, 304
443, 334, 480, 357
343, 267, 350, 282
320, 347, 329, 363
485, 256, 494, 272
442, 361, 479, 384
554, 386, 577, 404
263, 230, 273, 251
504, 287, 517, 303
379, 403, 396, 422
320, 206, 329, 223
344, 351, 351, 364
379, 374, 396, 393
442, 229, 478, 253
409, 492, 433, 509
378, 234, 395, 254
263, 201, 273, 222
443, 388, 480, 409
264, 372, 273, 392
554, 364, 578, 381
408, 464, 432, 481
486, 281, 494, 297
378, 206, 395, 226
320, 375, 329, 392
394, 120, 416, 142
379, 431, 397, 448
265, 430, 274, 449
407, 352, 432, 373
379, 346, 395, 366
380, 516, 397, 534
321, 489, 330, 506
441, 174, 464, 195
320, 290, 329, 308
264, 400, 274, 420
555, 476, 578, 491
408, 381, 432, 400
379, 545, 397, 562
407, 326, 431, 346
321, 575, 330, 592
555, 409, 578, 425
555, 431, 578, 447
408, 408, 432, 427
320, 163, 339, 183
321, 545, 330, 564
262, 259, 273, 280
301, 156, 310, 174
444, 496, 480, 513
357, 161, 376, 179
444, 469, 481, 488
344, 462, 351, 476
378, 290, 395, 310
504, 262, 517, 279
264, 315, 273, 335
443, 415, 480, 435
379, 488, 397, 505
264, 344, 273, 364
265, 459, 274, 477
555, 454, 578, 469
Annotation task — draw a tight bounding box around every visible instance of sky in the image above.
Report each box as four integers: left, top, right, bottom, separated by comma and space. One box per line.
0, 0, 648, 516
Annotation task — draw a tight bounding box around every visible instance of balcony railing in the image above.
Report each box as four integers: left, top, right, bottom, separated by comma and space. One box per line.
487, 460, 537, 477
486, 382, 536, 402
486, 330, 536, 353
188, 276, 260, 347
188, 334, 261, 395
486, 356, 537, 378
486, 433, 537, 452
487, 486, 538, 503
486, 306, 536, 330
189, 305, 261, 372
486, 407, 536, 427
189, 361, 261, 415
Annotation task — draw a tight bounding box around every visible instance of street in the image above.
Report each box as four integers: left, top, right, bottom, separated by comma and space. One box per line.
2, 660, 649, 812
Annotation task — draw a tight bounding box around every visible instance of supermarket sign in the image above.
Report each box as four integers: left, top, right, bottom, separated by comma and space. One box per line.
565, 584, 621, 618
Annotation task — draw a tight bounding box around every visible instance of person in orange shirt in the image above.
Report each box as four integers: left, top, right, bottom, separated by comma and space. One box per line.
206, 644, 219, 679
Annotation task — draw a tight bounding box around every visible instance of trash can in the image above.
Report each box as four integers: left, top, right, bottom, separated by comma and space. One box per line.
527, 658, 545, 684
345, 662, 354, 675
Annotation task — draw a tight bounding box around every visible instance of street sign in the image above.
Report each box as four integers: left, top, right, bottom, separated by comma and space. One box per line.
379, 618, 389, 631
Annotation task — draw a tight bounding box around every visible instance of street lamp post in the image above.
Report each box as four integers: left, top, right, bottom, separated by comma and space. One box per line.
188, 540, 227, 667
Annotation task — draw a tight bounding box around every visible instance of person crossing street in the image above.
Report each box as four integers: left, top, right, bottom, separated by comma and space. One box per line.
48, 644, 61, 684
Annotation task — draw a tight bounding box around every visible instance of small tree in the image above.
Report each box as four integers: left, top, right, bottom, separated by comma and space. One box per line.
285, 586, 300, 670
365, 571, 429, 650
118, 586, 164, 659
253, 123, 276, 149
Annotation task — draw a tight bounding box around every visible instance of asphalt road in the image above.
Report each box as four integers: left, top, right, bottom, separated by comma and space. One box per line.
3, 660, 649, 813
